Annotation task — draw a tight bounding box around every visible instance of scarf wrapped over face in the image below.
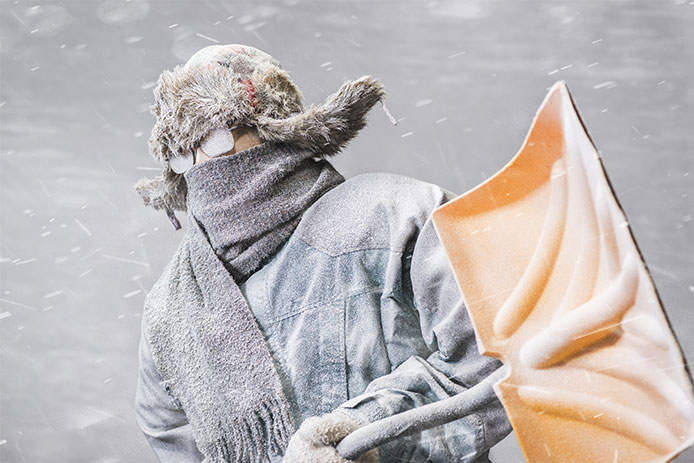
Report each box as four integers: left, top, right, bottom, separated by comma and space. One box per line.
143, 142, 346, 462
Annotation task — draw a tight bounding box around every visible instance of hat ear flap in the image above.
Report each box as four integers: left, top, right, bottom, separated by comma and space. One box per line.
255, 75, 385, 157
133, 168, 188, 212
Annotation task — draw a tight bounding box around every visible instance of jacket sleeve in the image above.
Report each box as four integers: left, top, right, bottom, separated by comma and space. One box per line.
335, 194, 512, 462
135, 321, 206, 463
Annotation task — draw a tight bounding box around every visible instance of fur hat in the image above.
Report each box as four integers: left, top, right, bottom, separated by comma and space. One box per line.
133, 44, 385, 226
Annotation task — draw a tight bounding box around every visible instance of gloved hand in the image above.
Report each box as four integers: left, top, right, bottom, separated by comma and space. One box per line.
283, 409, 379, 463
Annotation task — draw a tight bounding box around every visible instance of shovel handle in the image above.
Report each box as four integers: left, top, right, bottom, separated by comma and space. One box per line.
336, 366, 508, 460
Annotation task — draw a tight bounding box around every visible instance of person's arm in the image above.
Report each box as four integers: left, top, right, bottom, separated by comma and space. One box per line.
335, 205, 511, 462
135, 322, 205, 463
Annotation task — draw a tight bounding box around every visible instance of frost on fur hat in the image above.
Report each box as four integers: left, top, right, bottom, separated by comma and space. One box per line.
133, 44, 385, 224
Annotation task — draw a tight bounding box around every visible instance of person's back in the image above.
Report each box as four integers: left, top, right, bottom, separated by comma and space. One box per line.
133, 44, 511, 463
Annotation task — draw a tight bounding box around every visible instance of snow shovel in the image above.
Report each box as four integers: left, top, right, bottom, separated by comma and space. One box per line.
337, 81, 694, 462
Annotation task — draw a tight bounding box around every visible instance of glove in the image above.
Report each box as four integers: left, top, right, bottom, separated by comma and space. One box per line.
283, 409, 379, 463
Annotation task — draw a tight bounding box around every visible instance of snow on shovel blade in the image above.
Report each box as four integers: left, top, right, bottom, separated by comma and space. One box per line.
337, 82, 694, 463
429, 81, 694, 462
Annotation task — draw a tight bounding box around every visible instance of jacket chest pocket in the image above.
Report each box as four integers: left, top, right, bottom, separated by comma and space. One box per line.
266, 299, 347, 423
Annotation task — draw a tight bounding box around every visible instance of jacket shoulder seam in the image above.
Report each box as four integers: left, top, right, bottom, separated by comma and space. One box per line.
292, 234, 397, 258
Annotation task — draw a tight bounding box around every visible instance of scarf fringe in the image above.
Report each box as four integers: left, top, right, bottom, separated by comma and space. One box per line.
204, 396, 294, 463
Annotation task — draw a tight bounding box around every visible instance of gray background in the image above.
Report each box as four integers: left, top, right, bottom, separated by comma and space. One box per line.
1, 0, 693, 461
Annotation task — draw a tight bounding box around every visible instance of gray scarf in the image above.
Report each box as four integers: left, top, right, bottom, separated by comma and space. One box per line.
143, 142, 345, 462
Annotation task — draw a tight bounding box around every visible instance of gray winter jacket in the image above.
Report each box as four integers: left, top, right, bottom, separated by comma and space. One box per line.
135, 172, 511, 462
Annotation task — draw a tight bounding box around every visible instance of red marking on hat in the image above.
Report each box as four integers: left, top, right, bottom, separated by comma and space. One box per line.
240, 79, 257, 107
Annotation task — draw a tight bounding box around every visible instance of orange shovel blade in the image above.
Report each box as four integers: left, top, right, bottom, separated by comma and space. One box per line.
431, 82, 694, 463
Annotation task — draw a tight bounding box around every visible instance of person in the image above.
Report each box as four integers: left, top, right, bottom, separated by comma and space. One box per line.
133, 44, 511, 463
